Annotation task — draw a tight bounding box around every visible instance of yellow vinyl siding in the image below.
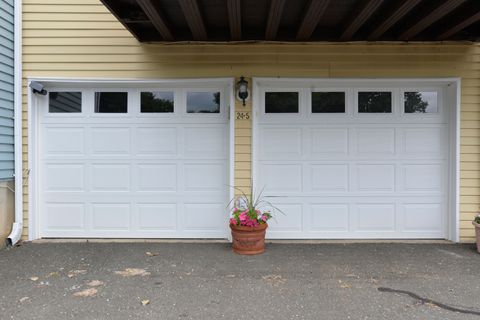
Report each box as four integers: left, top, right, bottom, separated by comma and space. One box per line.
234, 84, 253, 196
22, 0, 480, 241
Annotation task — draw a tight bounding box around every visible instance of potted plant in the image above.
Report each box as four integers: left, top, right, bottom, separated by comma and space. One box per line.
473, 214, 480, 253
228, 189, 279, 255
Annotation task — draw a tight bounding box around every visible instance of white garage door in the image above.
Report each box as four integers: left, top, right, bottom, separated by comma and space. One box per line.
256, 81, 451, 239
38, 83, 230, 238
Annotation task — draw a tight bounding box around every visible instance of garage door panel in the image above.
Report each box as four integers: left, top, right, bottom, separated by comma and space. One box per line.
310, 204, 349, 232
310, 164, 349, 192
44, 164, 85, 191
43, 203, 86, 231
183, 163, 226, 191
183, 126, 227, 157
262, 196, 446, 238
355, 204, 396, 232
311, 128, 348, 156
91, 203, 131, 231
401, 203, 443, 232
183, 203, 225, 231
403, 128, 444, 155
91, 127, 131, 155
260, 127, 302, 159
260, 164, 302, 193
403, 164, 443, 192
356, 164, 395, 192
137, 203, 177, 231
136, 163, 177, 192
43, 127, 85, 156
356, 128, 395, 155
267, 203, 303, 232
135, 127, 178, 156
91, 164, 130, 192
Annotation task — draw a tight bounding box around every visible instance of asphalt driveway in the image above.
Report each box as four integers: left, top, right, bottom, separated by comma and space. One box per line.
0, 242, 479, 320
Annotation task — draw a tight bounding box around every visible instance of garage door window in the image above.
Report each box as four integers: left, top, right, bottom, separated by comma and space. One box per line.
94, 92, 128, 113
358, 91, 392, 113
265, 92, 299, 113
141, 91, 174, 113
404, 91, 438, 113
312, 92, 345, 113
49, 92, 82, 113
186, 91, 220, 113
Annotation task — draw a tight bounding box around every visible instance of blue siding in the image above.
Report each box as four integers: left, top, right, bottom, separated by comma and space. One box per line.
0, 0, 14, 181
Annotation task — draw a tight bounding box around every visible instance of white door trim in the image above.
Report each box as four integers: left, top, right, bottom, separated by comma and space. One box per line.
449, 80, 461, 242
252, 77, 461, 242
28, 77, 235, 240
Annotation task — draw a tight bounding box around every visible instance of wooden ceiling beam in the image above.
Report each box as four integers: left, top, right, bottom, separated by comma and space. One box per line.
437, 10, 480, 40
368, 0, 421, 40
178, 0, 207, 41
100, 0, 143, 41
227, 0, 241, 40
296, 0, 331, 41
265, 0, 286, 40
101, 0, 480, 42
399, 0, 468, 40
136, 0, 174, 41
340, 0, 384, 41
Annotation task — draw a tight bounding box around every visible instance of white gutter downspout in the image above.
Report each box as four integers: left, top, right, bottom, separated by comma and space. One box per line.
8, 0, 23, 245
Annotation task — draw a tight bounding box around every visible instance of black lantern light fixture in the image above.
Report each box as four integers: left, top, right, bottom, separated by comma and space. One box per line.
236, 76, 249, 106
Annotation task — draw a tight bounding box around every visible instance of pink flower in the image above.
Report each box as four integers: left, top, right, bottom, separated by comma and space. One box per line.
261, 215, 267, 222
239, 212, 247, 221
229, 218, 237, 225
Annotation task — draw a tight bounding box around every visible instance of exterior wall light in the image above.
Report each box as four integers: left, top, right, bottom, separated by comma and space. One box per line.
236, 76, 249, 106
29, 81, 47, 95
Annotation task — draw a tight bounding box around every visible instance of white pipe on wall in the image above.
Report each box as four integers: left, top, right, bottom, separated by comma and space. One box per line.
8, 0, 23, 245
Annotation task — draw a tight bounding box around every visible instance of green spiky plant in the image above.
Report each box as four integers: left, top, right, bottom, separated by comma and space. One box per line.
228, 187, 284, 227
474, 214, 480, 225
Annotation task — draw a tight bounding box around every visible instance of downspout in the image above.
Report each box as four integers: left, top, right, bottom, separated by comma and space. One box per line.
7, 0, 23, 245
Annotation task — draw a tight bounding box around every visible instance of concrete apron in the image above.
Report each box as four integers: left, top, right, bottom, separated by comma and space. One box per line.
31, 239, 453, 244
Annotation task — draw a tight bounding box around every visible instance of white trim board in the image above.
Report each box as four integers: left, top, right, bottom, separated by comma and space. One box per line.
228, 78, 235, 242
252, 77, 460, 242
27, 77, 235, 240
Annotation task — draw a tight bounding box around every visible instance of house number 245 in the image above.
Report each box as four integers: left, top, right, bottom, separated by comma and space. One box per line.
236, 112, 250, 120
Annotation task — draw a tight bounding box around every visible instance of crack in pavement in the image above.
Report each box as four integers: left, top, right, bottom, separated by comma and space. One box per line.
378, 287, 480, 316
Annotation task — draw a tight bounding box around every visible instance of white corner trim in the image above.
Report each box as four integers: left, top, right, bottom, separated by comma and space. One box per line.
27, 81, 39, 241
453, 78, 461, 242
251, 79, 260, 192
228, 78, 235, 241
8, 0, 23, 245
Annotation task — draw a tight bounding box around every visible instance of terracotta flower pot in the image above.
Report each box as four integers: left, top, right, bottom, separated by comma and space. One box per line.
230, 223, 268, 255
473, 221, 480, 253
